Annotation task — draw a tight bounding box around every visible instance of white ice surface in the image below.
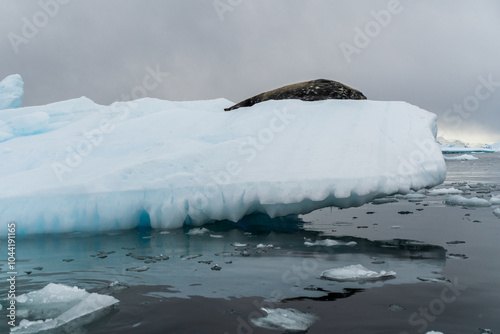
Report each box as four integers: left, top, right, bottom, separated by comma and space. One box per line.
12, 283, 118, 333
0, 74, 23, 111
0, 96, 446, 235
250, 308, 318, 331
321, 264, 396, 282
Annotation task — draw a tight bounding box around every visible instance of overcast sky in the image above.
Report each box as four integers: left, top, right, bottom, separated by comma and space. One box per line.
1, 0, 499, 143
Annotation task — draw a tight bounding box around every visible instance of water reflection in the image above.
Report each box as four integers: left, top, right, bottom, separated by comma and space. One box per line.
3, 214, 447, 304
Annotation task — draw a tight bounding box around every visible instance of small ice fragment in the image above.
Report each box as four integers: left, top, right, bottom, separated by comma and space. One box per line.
187, 227, 210, 236
231, 242, 248, 247
321, 264, 396, 282
388, 304, 405, 311
304, 239, 340, 247
180, 254, 203, 260
126, 266, 149, 272
256, 243, 274, 248
250, 308, 318, 331
210, 234, 224, 238
493, 208, 500, 218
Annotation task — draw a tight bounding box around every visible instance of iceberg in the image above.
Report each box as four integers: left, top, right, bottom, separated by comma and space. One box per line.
11, 283, 118, 333
0, 94, 446, 235
0, 74, 24, 110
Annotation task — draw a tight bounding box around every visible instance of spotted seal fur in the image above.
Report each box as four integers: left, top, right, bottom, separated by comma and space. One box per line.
224, 79, 366, 111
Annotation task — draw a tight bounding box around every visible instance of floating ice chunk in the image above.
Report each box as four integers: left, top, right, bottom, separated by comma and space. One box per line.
444, 195, 491, 207
395, 193, 427, 199
494, 208, 500, 218
256, 243, 274, 248
12, 283, 118, 333
250, 308, 318, 331
321, 264, 396, 282
444, 154, 478, 161
490, 196, 500, 205
304, 239, 341, 247
426, 331, 444, 334
187, 227, 210, 236
305, 239, 356, 247
231, 242, 248, 247
427, 187, 463, 196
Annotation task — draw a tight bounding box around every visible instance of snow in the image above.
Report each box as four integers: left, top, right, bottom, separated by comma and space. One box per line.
12, 283, 118, 333
0, 93, 446, 236
444, 195, 491, 207
0, 74, 24, 110
320, 264, 396, 282
444, 154, 478, 161
250, 308, 318, 331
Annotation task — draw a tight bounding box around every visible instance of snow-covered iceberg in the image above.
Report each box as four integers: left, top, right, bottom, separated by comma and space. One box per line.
0, 95, 446, 235
0, 74, 24, 110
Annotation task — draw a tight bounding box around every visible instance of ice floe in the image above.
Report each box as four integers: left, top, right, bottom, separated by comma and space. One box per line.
250, 308, 318, 331
11, 283, 118, 333
444, 195, 491, 207
320, 264, 396, 282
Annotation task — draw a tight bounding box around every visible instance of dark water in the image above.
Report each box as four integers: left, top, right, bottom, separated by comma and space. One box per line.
1, 153, 499, 333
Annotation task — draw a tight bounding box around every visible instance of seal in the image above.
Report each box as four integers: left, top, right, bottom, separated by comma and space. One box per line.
224, 79, 366, 111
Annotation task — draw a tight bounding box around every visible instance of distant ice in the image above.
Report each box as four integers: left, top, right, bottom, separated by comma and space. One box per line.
250, 308, 318, 331
486, 141, 500, 152
440, 145, 493, 154
0, 86, 446, 235
321, 264, 396, 282
0, 74, 24, 110
444, 195, 491, 207
12, 283, 118, 333
444, 154, 478, 161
